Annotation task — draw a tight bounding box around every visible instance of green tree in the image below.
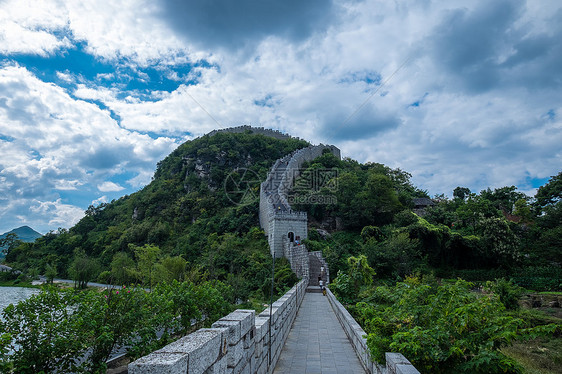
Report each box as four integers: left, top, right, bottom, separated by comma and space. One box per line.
129, 244, 161, 289
535, 171, 562, 211
453, 186, 471, 201
153, 255, 188, 284
44, 262, 57, 284
68, 249, 100, 289
0, 233, 21, 257
110, 252, 135, 285
0, 288, 87, 373
331, 255, 376, 303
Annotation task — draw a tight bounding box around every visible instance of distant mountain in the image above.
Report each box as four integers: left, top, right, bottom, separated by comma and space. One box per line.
1, 226, 42, 245
1, 226, 40, 259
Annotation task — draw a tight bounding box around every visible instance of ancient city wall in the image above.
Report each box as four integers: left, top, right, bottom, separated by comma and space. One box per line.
129, 278, 308, 374
259, 144, 340, 260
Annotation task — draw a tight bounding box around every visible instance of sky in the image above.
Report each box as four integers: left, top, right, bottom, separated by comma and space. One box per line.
0, 0, 561, 234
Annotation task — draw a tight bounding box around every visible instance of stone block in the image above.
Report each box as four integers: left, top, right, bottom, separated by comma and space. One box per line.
254, 316, 269, 341
242, 328, 255, 349
212, 319, 241, 345
227, 339, 244, 368
386, 352, 420, 374
128, 352, 188, 374
231, 352, 250, 374
155, 328, 224, 374
219, 310, 255, 338
207, 355, 227, 374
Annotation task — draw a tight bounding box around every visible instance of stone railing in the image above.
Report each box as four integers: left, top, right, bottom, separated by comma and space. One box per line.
128, 279, 308, 374
325, 287, 420, 374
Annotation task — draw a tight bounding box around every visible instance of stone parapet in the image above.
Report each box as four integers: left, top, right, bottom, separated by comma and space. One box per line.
325, 287, 420, 374
129, 279, 308, 374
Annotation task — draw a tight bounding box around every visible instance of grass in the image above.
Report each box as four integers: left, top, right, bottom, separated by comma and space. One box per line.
0, 280, 40, 288
502, 337, 562, 374
501, 307, 562, 374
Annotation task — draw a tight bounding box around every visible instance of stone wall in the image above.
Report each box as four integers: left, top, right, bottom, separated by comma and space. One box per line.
128, 279, 308, 374
259, 144, 340, 259
325, 287, 420, 374
283, 240, 309, 279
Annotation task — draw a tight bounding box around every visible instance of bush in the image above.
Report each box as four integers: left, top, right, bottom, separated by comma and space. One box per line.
485, 278, 524, 310
354, 277, 557, 374
0, 281, 232, 373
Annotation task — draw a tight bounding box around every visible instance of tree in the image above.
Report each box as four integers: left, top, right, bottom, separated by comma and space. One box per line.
0, 288, 87, 373
477, 217, 519, 267
129, 244, 161, 289
453, 186, 471, 201
44, 263, 57, 284
535, 171, 562, 211
356, 277, 557, 374
0, 233, 20, 257
360, 173, 402, 226
331, 255, 376, 303
68, 249, 100, 289
110, 252, 135, 285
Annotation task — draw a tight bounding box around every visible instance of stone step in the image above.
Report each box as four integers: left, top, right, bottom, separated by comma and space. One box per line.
306, 286, 324, 293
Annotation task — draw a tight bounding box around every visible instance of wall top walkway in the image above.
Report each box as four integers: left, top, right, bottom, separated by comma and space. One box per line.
274, 292, 366, 374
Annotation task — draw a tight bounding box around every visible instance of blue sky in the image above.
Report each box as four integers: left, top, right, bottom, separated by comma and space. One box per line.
0, 0, 561, 234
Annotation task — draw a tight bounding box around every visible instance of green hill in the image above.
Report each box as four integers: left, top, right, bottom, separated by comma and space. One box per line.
0, 226, 42, 259
5, 131, 308, 299
4, 128, 561, 296
1, 226, 42, 243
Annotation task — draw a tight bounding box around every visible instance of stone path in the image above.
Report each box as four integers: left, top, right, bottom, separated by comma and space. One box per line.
274, 292, 366, 374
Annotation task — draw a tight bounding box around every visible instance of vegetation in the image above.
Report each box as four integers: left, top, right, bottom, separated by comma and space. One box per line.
293, 155, 561, 292
0, 282, 231, 373
290, 156, 561, 373
351, 276, 558, 374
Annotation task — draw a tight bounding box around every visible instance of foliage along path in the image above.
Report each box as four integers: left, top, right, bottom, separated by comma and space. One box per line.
274, 291, 365, 373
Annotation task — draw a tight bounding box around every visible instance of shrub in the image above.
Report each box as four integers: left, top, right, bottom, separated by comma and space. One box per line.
485, 278, 524, 310
354, 278, 557, 374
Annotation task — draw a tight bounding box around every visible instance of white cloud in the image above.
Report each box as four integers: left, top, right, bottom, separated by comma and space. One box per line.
91, 195, 108, 206
54, 179, 83, 190
97, 181, 125, 192
0, 0, 71, 56
0, 64, 179, 233
29, 198, 85, 229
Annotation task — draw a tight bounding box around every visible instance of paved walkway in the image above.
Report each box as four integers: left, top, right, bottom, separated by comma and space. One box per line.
274, 292, 366, 374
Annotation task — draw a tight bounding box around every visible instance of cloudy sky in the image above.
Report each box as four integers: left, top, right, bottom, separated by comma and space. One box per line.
0, 0, 561, 234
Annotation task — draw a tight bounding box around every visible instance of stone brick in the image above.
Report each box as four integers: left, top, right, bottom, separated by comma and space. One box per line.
154, 328, 224, 374
219, 310, 255, 337
128, 352, 188, 374
211, 319, 241, 345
